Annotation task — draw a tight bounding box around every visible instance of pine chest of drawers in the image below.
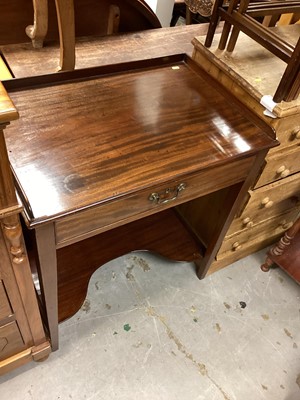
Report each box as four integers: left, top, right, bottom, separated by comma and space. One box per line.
192, 26, 300, 274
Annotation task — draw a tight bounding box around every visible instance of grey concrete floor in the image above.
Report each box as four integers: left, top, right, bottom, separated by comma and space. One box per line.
0, 249, 299, 400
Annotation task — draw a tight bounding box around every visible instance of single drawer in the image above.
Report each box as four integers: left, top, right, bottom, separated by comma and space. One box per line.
272, 116, 300, 150
0, 281, 12, 321
255, 145, 300, 188
55, 156, 254, 247
0, 321, 25, 361
217, 208, 299, 260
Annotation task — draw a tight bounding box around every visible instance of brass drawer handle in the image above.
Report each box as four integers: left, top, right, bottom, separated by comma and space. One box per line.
149, 183, 186, 204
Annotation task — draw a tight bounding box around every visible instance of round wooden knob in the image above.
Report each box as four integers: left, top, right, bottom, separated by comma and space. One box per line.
232, 241, 242, 251
242, 217, 253, 228
276, 165, 290, 178
261, 197, 273, 208
291, 129, 300, 140
281, 221, 293, 230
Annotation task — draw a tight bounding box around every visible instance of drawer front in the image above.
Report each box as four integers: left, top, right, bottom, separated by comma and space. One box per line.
272, 116, 300, 150
217, 209, 299, 259
255, 145, 300, 188
55, 157, 254, 247
0, 321, 25, 361
0, 281, 12, 321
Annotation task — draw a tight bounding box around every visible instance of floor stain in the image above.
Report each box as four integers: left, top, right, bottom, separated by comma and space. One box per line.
147, 306, 231, 400
123, 324, 131, 332
131, 255, 151, 272
81, 299, 91, 313
293, 342, 298, 349
261, 314, 269, 321
95, 281, 100, 290
126, 266, 135, 281
133, 341, 143, 348
215, 323, 222, 333
190, 305, 197, 314
296, 374, 300, 389
105, 304, 111, 310
278, 276, 284, 283
239, 301, 247, 309
224, 302, 231, 310
280, 384, 285, 389
277, 342, 281, 346
261, 385, 268, 391
284, 328, 293, 339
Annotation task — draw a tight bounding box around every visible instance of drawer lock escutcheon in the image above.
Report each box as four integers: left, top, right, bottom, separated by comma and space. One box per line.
148, 183, 186, 204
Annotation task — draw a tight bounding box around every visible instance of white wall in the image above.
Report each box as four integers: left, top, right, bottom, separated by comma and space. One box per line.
145, 0, 175, 27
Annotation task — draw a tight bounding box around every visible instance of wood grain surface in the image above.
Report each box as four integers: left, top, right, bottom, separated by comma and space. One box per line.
4, 56, 276, 225
1, 25, 214, 78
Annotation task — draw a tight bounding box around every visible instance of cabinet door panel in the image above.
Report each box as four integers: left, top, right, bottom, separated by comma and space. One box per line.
0, 281, 12, 320
0, 321, 25, 361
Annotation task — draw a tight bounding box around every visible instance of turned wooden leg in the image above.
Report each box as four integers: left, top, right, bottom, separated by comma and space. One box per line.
2, 215, 26, 265
260, 256, 275, 272
35, 223, 58, 351
26, 0, 48, 48
261, 217, 300, 273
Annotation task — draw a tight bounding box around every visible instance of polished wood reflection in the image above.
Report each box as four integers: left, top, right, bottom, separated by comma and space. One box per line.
5, 56, 275, 223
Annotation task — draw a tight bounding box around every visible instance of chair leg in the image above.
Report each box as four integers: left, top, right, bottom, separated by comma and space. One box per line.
26, 0, 48, 49
55, 0, 75, 71
107, 5, 120, 35
205, 0, 224, 47
226, 0, 250, 52
218, 0, 239, 50
261, 256, 275, 272
186, 7, 193, 24
273, 38, 300, 102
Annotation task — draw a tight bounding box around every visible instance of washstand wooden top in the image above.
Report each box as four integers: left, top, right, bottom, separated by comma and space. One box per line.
3, 55, 276, 227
